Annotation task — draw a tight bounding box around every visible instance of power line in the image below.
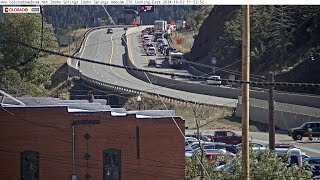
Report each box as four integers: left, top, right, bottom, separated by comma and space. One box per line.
8, 40, 320, 87
143, 71, 213, 180
74, 26, 256, 80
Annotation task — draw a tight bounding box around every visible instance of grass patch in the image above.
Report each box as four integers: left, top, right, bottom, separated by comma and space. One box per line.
124, 93, 263, 132
48, 28, 89, 69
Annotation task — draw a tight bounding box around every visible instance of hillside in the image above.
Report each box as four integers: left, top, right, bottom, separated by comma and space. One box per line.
187, 5, 320, 94
42, 5, 193, 32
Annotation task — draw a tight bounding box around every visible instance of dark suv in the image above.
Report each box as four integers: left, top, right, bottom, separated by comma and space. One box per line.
288, 122, 320, 140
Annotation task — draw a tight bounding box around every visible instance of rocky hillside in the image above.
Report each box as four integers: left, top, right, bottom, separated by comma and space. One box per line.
187, 5, 320, 94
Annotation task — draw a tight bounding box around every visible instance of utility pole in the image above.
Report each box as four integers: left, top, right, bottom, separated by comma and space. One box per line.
241, 5, 250, 180
268, 72, 275, 150
194, 106, 204, 180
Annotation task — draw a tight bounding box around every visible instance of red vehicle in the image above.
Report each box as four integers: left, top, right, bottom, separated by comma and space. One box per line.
211, 130, 242, 145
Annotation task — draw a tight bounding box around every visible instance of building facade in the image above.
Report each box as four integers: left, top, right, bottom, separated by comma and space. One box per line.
0, 105, 185, 180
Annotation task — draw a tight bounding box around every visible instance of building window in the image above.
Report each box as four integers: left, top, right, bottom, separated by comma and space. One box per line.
103, 149, 121, 180
21, 150, 39, 180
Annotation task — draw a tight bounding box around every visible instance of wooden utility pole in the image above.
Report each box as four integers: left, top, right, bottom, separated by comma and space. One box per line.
269, 72, 275, 150
241, 5, 250, 180
194, 107, 204, 180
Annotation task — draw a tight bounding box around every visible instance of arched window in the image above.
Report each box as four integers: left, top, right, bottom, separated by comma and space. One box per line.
21, 150, 39, 180
103, 149, 121, 180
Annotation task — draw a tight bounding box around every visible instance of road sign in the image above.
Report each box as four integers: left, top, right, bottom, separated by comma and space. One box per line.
132, 19, 137, 25
139, 5, 155, 12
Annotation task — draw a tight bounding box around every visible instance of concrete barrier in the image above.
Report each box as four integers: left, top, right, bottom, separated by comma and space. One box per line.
124, 27, 320, 108
235, 98, 320, 130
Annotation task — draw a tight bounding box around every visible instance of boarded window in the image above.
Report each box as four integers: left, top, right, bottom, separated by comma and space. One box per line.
21, 150, 39, 180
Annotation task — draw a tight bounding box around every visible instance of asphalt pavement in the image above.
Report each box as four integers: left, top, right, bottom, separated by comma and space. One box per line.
78, 27, 237, 107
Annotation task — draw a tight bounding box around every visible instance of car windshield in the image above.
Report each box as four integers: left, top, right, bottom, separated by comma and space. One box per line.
290, 156, 299, 166
300, 123, 308, 129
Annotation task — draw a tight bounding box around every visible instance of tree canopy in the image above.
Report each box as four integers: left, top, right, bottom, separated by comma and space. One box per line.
0, 14, 57, 96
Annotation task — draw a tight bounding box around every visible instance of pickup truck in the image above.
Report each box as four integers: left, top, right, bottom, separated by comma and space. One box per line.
288, 122, 320, 140
210, 130, 242, 145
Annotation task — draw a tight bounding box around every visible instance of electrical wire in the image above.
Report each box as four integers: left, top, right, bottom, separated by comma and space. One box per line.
8, 39, 320, 87
143, 71, 213, 180
70, 27, 260, 80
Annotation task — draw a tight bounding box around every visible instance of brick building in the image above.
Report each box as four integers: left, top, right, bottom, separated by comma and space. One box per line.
0, 94, 185, 180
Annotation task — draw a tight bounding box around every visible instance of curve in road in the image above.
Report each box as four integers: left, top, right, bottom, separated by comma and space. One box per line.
78, 27, 237, 107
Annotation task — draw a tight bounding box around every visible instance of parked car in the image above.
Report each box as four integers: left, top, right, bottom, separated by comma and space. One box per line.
225, 144, 238, 154
185, 142, 226, 153
232, 142, 265, 154
146, 47, 156, 56
226, 141, 265, 154
302, 152, 311, 159
185, 137, 203, 146
106, 28, 113, 34
288, 122, 320, 140
211, 130, 242, 145
304, 157, 320, 176
185, 133, 211, 142
207, 75, 222, 85
274, 143, 296, 148
205, 149, 236, 163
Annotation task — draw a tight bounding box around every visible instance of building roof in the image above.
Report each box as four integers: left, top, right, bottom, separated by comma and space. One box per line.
0, 91, 179, 119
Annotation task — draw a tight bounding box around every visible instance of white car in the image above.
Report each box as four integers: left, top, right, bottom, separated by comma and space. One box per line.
146, 47, 156, 56
207, 75, 222, 85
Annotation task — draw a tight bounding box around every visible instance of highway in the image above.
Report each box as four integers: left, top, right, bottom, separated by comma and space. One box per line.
78, 27, 237, 107
77, 27, 319, 157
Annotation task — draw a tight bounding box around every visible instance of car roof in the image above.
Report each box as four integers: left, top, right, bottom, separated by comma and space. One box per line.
305, 157, 320, 160
252, 147, 302, 155
205, 149, 227, 154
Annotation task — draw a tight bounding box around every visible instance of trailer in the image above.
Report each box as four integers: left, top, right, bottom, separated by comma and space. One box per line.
154, 20, 167, 32
169, 52, 183, 69
176, 20, 186, 30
